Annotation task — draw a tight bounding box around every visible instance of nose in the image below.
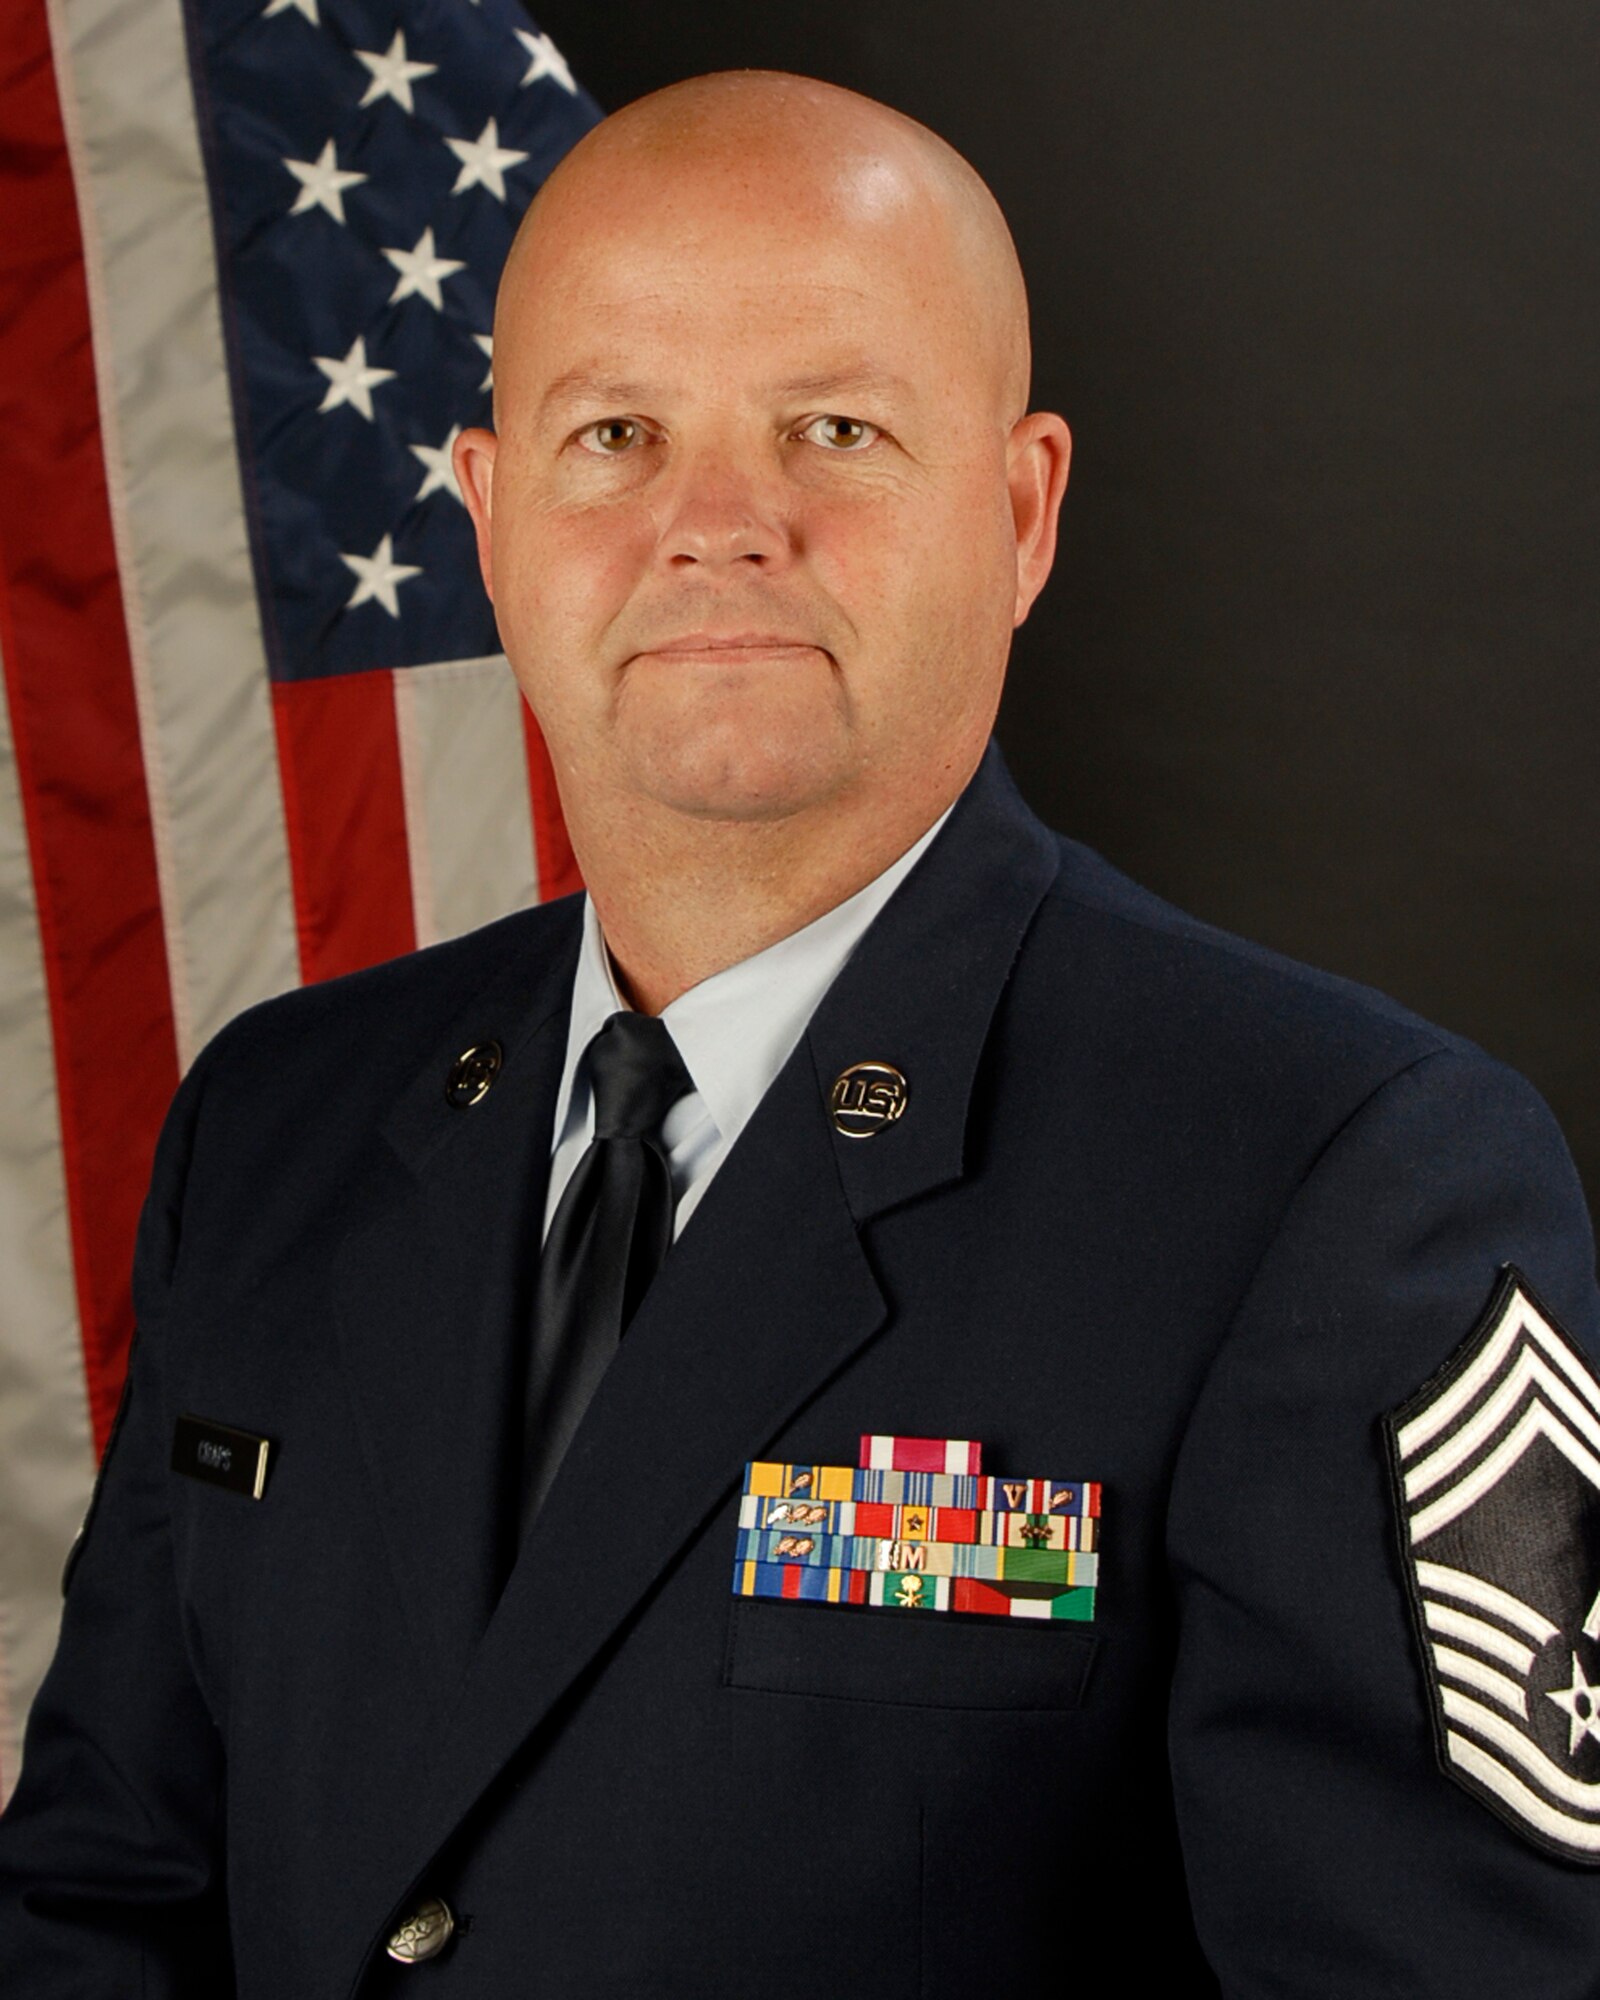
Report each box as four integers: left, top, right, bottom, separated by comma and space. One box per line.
654, 449, 792, 572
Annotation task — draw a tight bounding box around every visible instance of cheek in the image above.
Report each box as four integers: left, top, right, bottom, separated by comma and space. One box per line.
815, 481, 1010, 649
491, 499, 648, 654
830, 481, 1016, 754
806, 489, 934, 616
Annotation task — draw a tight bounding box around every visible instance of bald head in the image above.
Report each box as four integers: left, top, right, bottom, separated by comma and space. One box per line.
497, 70, 1032, 427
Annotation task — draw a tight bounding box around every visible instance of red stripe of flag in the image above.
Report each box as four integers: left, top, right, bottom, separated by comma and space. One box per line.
0, 0, 180, 1452
272, 672, 415, 984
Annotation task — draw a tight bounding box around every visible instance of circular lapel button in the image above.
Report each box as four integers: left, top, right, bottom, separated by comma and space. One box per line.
828, 1061, 909, 1138
386, 1895, 455, 1964
445, 1040, 503, 1108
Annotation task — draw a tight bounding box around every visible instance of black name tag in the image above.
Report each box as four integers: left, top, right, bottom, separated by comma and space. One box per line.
172, 1414, 273, 1499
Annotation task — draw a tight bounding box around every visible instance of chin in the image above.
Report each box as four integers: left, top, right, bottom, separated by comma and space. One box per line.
616, 672, 854, 822
624, 718, 851, 824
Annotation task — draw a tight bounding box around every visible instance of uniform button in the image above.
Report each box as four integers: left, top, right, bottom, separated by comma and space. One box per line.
386, 1895, 455, 1964
445, 1040, 503, 1108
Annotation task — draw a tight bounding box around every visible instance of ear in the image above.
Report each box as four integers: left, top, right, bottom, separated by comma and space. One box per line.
453, 427, 498, 602
1005, 412, 1072, 628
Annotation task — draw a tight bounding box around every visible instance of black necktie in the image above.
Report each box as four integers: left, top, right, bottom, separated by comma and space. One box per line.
519, 1010, 693, 1536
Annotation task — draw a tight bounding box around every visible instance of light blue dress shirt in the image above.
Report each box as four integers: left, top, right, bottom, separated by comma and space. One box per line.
542, 807, 951, 1244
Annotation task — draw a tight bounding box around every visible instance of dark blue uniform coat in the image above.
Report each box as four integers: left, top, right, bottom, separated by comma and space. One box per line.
3, 746, 1598, 1994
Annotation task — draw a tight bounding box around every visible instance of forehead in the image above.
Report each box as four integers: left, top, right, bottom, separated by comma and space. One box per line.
500, 163, 982, 404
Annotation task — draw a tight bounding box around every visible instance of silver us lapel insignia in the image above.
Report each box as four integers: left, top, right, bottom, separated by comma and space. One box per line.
1387, 1266, 1600, 1864
732, 1434, 1101, 1622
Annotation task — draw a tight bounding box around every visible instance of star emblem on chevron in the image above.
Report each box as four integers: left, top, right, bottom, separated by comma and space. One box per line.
1388, 1268, 1600, 1864
191, 0, 598, 681
1547, 1653, 1600, 1758
733, 1436, 1101, 1621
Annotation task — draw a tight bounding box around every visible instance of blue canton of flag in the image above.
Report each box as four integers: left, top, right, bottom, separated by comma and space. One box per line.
189, 0, 600, 680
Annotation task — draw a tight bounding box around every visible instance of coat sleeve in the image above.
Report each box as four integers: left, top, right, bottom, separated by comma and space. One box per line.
1166, 1046, 1600, 1996
0, 1045, 235, 1996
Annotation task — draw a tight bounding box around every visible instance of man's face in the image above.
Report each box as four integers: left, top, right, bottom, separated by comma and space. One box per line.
460, 141, 1062, 831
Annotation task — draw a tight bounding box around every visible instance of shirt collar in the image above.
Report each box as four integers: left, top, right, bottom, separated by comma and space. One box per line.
550, 806, 952, 1161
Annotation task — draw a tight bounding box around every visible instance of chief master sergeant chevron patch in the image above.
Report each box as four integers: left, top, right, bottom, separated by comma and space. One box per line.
1387, 1266, 1600, 1863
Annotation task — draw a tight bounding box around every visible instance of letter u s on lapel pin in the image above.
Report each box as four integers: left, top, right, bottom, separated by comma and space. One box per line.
829, 1062, 908, 1138
732, 1436, 1102, 1621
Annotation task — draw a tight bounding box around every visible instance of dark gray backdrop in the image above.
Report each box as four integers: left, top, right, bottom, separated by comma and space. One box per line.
530, 2, 1598, 1208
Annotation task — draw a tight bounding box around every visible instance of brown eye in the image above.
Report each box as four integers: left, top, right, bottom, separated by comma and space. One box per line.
578, 418, 640, 455
804, 415, 879, 451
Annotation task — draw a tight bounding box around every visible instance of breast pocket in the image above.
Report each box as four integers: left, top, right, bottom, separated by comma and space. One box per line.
722, 1594, 1097, 1710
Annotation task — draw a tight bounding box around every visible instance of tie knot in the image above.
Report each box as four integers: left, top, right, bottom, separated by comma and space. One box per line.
587, 1011, 693, 1141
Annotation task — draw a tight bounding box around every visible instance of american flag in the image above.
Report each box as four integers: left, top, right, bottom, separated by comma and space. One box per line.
0, 0, 598, 1799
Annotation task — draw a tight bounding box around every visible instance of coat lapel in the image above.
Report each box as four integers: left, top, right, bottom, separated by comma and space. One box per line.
353, 744, 1062, 1960
332, 902, 581, 1706
381, 1045, 887, 1896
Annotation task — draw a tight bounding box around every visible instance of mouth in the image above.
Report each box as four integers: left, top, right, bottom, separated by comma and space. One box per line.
635, 632, 824, 662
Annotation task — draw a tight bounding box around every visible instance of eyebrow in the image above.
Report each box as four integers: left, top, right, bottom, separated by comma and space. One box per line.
535, 365, 918, 422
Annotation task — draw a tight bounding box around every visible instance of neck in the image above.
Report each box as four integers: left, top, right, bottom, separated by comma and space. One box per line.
565, 780, 960, 1015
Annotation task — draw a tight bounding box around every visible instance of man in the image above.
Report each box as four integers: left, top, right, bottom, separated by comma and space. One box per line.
2, 68, 1597, 1997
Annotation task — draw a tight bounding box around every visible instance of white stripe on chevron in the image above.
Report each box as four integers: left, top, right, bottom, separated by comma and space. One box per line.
1414, 1560, 1559, 1644
50, 0, 298, 1064
1429, 1643, 1529, 1720
1422, 1600, 1534, 1675
1447, 1733, 1600, 1853
1398, 1282, 1600, 1463
393, 658, 540, 951
1405, 1345, 1600, 1502
0, 659, 97, 1807
1442, 1687, 1600, 1812
1397, 1291, 1525, 1459
1411, 1399, 1600, 1545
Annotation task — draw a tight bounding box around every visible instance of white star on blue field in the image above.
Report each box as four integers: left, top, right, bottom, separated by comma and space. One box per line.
195, 0, 599, 678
